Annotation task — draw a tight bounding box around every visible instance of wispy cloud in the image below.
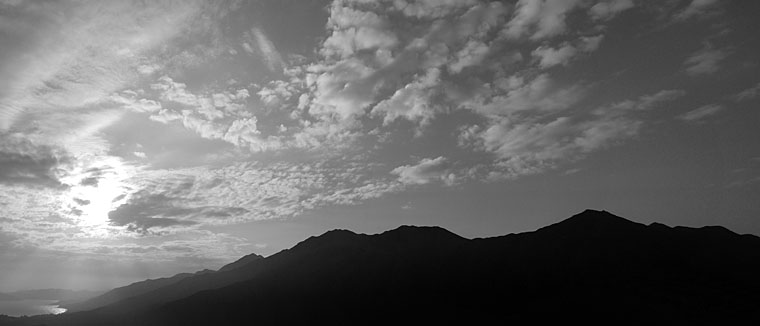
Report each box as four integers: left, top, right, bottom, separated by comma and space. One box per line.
677, 104, 724, 122
250, 27, 284, 72
589, 0, 635, 21
462, 88, 685, 180
684, 45, 730, 75
0, 1, 204, 130
673, 0, 722, 21
732, 82, 760, 102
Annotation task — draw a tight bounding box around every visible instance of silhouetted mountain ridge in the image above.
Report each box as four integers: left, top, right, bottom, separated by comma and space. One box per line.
218, 253, 264, 272
62, 269, 214, 312
8, 209, 760, 325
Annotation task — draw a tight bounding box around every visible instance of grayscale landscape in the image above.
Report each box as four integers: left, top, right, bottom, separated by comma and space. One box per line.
1, 0, 759, 324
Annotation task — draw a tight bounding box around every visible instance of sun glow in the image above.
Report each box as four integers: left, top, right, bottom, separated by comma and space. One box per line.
60, 156, 134, 234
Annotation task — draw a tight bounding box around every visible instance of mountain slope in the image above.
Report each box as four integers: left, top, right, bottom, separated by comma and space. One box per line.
61, 269, 214, 312
13, 210, 760, 325
218, 253, 264, 272
62, 253, 263, 312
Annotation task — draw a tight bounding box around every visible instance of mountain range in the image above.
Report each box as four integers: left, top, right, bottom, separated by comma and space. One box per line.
2, 209, 759, 325
0, 290, 102, 303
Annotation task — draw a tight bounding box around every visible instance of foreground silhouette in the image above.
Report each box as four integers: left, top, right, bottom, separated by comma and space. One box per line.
3, 210, 760, 325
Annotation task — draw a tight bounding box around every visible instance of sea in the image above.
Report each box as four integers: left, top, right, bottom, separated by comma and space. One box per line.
0, 299, 66, 317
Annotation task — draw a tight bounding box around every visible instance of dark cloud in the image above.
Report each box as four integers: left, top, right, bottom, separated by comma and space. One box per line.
108, 190, 249, 234
79, 166, 117, 187
0, 134, 69, 187
73, 198, 91, 205
80, 177, 99, 187
108, 193, 198, 234
201, 207, 249, 218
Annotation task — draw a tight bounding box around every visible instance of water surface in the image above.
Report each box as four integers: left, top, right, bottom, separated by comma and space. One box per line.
0, 299, 66, 317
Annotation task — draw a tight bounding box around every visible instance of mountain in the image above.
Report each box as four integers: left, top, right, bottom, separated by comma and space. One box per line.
8, 289, 102, 302
8, 210, 760, 325
217, 253, 264, 272
62, 252, 263, 312
61, 269, 214, 312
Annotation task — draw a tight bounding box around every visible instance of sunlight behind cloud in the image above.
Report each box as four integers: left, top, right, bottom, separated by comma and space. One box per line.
59, 157, 134, 234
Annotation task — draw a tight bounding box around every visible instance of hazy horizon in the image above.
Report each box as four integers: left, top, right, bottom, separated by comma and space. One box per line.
1, 0, 759, 293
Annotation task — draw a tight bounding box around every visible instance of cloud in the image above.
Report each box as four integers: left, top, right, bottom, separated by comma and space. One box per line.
392, 157, 455, 185
589, 0, 635, 20
732, 83, 760, 102
257, 80, 295, 106
0, 134, 69, 187
462, 74, 588, 117
503, 0, 584, 40
107, 159, 406, 229
533, 44, 578, 68
594, 89, 686, 115
684, 45, 730, 75
635, 90, 688, 110
532, 35, 603, 68
108, 192, 201, 235
0, 1, 204, 130
674, 0, 722, 21
1, 0, 748, 280
301, 1, 510, 137
677, 104, 724, 122
73, 198, 91, 206
148, 76, 285, 152
250, 27, 285, 72
110, 92, 163, 113
371, 68, 441, 126
152, 76, 225, 120
391, 0, 479, 19
465, 88, 685, 179
321, 4, 399, 60
476, 116, 640, 179
448, 40, 491, 74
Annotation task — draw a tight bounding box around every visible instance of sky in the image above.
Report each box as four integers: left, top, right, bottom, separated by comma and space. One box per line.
0, 0, 759, 292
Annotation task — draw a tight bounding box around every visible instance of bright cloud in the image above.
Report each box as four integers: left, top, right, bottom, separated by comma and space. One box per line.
532, 35, 604, 68
503, 0, 584, 40
392, 157, 456, 186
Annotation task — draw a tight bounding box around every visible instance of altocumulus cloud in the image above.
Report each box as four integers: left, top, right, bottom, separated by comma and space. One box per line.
0, 0, 750, 277
0, 134, 69, 187
392, 157, 456, 186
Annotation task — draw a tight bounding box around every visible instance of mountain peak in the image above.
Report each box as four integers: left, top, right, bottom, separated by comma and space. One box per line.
376, 225, 466, 246
568, 209, 636, 224
540, 209, 644, 236
322, 228, 357, 236
219, 253, 264, 272
382, 225, 462, 237
289, 229, 362, 253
